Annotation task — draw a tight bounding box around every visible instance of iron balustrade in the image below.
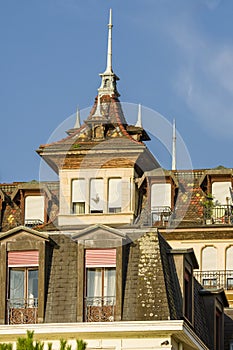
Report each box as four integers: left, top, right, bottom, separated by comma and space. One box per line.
203, 205, 233, 225
151, 206, 172, 226
194, 270, 233, 290
84, 296, 116, 322
24, 219, 44, 228
7, 298, 38, 324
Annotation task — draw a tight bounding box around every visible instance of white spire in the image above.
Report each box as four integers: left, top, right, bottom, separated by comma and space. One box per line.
172, 119, 176, 170
74, 107, 81, 128
135, 104, 142, 127
105, 8, 113, 73
92, 95, 102, 117
98, 9, 120, 97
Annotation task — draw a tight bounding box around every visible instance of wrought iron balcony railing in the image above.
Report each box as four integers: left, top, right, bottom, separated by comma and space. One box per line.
24, 219, 44, 228
151, 206, 172, 226
7, 298, 38, 324
194, 270, 233, 290
84, 296, 116, 322
203, 205, 233, 225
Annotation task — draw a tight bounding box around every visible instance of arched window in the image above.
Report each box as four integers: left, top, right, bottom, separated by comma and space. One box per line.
226, 246, 233, 289
201, 246, 217, 288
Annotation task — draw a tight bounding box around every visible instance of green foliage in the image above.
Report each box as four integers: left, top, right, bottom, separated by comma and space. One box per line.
0, 331, 87, 350
0, 343, 13, 350
76, 340, 87, 350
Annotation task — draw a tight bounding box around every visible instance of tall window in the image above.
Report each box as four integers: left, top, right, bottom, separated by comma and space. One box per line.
226, 246, 233, 289
108, 178, 122, 213
85, 249, 116, 322
9, 268, 38, 308
202, 246, 217, 288
7, 250, 39, 324
24, 196, 44, 227
72, 179, 86, 214
90, 179, 104, 213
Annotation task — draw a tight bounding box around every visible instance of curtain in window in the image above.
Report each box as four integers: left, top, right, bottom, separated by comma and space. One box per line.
9, 270, 25, 307
104, 268, 116, 305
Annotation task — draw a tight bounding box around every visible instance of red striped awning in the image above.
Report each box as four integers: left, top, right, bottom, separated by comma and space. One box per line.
8, 250, 39, 266
85, 249, 116, 267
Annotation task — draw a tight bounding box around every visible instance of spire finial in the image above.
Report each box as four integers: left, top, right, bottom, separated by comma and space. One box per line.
74, 106, 81, 129
98, 9, 120, 97
105, 8, 113, 73
172, 119, 176, 170
135, 104, 142, 127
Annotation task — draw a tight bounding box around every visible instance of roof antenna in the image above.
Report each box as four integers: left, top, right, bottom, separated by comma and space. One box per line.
172, 119, 176, 170
74, 107, 81, 129
135, 103, 142, 127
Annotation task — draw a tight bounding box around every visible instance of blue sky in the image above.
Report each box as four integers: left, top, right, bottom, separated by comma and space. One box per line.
1, 0, 233, 182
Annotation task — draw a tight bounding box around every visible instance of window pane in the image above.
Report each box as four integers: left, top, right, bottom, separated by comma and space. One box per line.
87, 268, 102, 297
9, 269, 24, 307
108, 179, 121, 212
104, 268, 116, 297
72, 179, 86, 202
28, 269, 38, 299
73, 202, 85, 214
90, 179, 104, 213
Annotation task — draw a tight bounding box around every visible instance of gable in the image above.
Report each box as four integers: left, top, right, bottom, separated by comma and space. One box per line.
71, 224, 128, 248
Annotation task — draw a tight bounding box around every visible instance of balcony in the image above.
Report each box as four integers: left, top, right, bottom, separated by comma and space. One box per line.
194, 270, 233, 290
151, 206, 172, 226
204, 205, 233, 225
24, 219, 43, 228
7, 298, 38, 324
84, 296, 115, 322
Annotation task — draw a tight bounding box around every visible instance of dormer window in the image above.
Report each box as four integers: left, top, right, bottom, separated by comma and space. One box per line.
212, 181, 232, 205
24, 196, 44, 227
90, 179, 104, 213
151, 183, 171, 224
72, 179, 86, 214
108, 178, 122, 213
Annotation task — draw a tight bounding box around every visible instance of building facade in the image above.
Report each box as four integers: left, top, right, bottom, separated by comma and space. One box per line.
0, 9, 233, 350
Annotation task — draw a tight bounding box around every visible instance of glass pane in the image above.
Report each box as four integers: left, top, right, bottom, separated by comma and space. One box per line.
104, 268, 116, 300
9, 269, 24, 307
87, 268, 102, 297
28, 269, 38, 301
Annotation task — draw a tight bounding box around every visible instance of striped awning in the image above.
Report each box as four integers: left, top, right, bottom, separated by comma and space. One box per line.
85, 249, 116, 267
8, 250, 39, 266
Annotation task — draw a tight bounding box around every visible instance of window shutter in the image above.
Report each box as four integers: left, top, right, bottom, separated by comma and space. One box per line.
151, 183, 171, 208
108, 178, 121, 208
25, 196, 44, 222
90, 179, 104, 211
72, 179, 86, 202
8, 251, 39, 266
85, 249, 116, 267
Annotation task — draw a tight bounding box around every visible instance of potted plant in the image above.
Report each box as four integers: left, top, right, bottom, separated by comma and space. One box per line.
203, 193, 214, 224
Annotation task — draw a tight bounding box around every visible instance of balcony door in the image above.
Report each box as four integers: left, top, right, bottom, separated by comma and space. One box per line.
85, 249, 116, 322
7, 250, 39, 324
